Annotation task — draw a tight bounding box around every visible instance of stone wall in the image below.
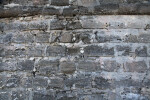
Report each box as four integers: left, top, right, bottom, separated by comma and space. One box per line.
0, 0, 150, 100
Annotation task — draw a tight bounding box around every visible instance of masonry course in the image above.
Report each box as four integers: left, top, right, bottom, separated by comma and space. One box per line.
0, 0, 150, 100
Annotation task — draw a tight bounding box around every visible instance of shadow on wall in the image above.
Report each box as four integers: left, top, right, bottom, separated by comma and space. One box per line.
0, 0, 10, 4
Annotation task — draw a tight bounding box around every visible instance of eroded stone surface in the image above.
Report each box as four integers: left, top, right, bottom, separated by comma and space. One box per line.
0, 1, 150, 99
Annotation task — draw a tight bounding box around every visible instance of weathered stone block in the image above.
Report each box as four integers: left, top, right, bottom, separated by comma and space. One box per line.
124, 34, 139, 43
49, 31, 61, 43
78, 6, 89, 15
108, 22, 125, 29
135, 46, 147, 57
138, 34, 150, 43
17, 60, 34, 71
95, 34, 122, 43
6, 75, 20, 88
42, 7, 60, 15
66, 21, 82, 30
111, 78, 142, 88
28, 20, 48, 30
123, 93, 149, 100
0, 60, 17, 72
79, 94, 106, 100
50, 20, 65, 30
0, 92, 10, 100
75, 0, 100, 7
67, 47, 80, 55
126, 0, 149, 3
84, 45, 114, 56
35, 32, 50, 43
116, 45, 132, 56
0, 6, 23, 18
77, 61, 100, 72
119, 3, 138, 14
59, 33, 73, 43
65, 74, 92, 88
51, 0, 69, 6
57, 96, 77, 100
80, 17, 105, 29
21, 77, 32, 88
14, 48, 26, 57
0, 35, 3, 43
100, 60, 120, 72
33, 77, 48, 88
25, 32, 34, 43
138, 3, 150, 14
33, 0, 49, 5
94, 4, 119, 14
22, 6, 43, 16
0, 47, 5, 57
48, 77, 64, 89
95, 34, 109, 43
11, 90, 29, 100
4, 48, 26, 57
99, 0, 124, 4
3, 21, 28, 31
27, 45, 45, 57
62, 6, 78, 16
125, 61, 147, 72
0, 74, 5, 86
33, 91, 55, 100
0, 22, 5, 32
80, 16, 150, 29
46, 45, 66, 56
79, 33, 91, 43
93, 77, 110, 89
107, 92, 122, 100
143, 72, 150, 87
1, 0, 29, 5
60, 61, 76, 74
2, 34, 13, 43
12, 34, 26, 43
36, 59, 59, 75
36, 59, 59, 68
4, 49, 15, 57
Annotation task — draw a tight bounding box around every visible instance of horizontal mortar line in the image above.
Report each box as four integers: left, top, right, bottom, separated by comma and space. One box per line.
2, 15, 150, 20
1, 56, 149, 60
3, 29, 148, 33
1, 42, 150, 46
0, 70, 33, 73
57, 43, 150, 46
1, 14, 150, 19
79, 14, 150, 16
86, 55, 150, 58
48, 28, 150, 31
1, 56, 150, 59
47, 29, 150, 31
1, 29, 150, 33
2, 28, 150, 32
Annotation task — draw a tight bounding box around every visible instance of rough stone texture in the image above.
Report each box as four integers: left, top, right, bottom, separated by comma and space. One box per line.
125, 61, 147, 72
35, 59, 59, 75
46, 45, 66, 56
51, 0, 69, 6
77, 60, 101, 72
84, 45, 114, 56
60, 61, 76, 74
100, 60, 120, 72
0, 0, 150, 100
59, 33, 73, 43
17, 60, 34, 71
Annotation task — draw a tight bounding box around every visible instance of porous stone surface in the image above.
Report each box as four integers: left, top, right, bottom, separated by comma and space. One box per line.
0, 0, 150, 100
